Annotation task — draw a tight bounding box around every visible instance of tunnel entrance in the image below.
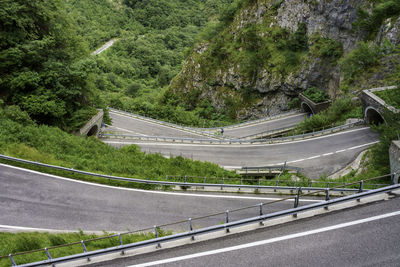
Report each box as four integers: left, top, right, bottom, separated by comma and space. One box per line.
87, 125, 99, 136
365, 108, 385, 125
301, 102, 314, 115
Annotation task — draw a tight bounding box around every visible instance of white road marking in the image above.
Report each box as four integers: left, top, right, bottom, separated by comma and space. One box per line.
0, 164, 319, 202
283, 141, 378, 165
110, 112, 213, 139
105, 125, 147, 136
103, 127, 374, 148
129, 210, 400, 267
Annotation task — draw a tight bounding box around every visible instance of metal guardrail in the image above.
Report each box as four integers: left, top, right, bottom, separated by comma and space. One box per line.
4, 178, 398, 267
0, 154, 390, 195
101, 120, 365, 145
237, 125, 298, 140
108, 107, 302, 132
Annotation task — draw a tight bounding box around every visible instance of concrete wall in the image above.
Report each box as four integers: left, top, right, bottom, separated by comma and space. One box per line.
390, 141, 400, 184
299, 93, 331, 114
78, 109, 104, 136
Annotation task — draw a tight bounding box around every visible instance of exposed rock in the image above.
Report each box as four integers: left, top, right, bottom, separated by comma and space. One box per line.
276, 0, 367, 52
169, 0, 393, 120
376, 17, 400, 46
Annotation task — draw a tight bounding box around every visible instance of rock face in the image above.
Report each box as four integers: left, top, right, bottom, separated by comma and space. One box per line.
277, 0, 365, 53
169, 0, 395, 120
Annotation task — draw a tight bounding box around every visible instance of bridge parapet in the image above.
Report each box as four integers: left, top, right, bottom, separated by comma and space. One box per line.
78, 109, 104, 136
361, 86, 398, 124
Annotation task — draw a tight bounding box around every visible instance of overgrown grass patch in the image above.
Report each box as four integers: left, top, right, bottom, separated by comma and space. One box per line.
0, 230, 166, 267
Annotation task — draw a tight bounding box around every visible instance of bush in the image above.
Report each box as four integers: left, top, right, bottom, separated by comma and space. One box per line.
302, 87, 329, 103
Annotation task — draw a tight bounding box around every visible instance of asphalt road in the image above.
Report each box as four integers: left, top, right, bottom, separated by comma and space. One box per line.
108, 111, 305, 139
104, 127, 380, 178
108, 111, 209, 139
0, 164, 318, 233
223, 113, 306, 138
88, 195, 400, 267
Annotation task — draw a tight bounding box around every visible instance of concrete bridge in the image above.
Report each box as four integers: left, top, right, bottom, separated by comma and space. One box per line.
361, 86, 398, 125
78, 109, 104, 136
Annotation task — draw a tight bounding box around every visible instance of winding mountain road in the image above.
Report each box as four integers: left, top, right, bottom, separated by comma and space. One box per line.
103, 127, 379, 178
0, 164, 318, 233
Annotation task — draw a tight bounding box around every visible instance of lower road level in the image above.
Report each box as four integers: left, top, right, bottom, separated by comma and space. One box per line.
104, 127, 380, 178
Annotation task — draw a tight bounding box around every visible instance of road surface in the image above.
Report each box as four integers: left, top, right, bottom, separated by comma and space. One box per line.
0, 164, 318, 233
88, 195, 400, 267
103, 127, 380, 178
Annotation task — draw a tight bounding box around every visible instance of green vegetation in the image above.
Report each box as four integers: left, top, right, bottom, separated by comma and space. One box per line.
0, 106, 237, 185
374, 87, 400, 109
0, 0, 99, 131
302, 87, 330, 103
0, 230, 167, 267
62, 0, 237, 127
292, 98, 363, 134
355, 0, 400, 39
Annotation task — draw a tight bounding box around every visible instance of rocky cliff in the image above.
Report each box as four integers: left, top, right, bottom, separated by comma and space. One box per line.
168, 0, 400, 120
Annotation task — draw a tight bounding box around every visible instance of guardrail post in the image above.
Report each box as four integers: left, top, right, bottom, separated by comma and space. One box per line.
118, 233, 125, 255
44, 248, 52, 260
391, 173, 396, 185
189, 218, 195, 240
358, 180, 364, 193
258, 178, 261, 187
293, 187, 302, 217
259, 203, 264, 225
225, 210, 230, 233
154, 226, 161, 248
184, 176, 187, 183
204, 177, 206, 184
9, 254, 16, 266
81, 241, 90, 262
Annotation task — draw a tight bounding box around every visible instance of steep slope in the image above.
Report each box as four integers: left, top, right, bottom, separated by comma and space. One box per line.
168, 0, 400, 120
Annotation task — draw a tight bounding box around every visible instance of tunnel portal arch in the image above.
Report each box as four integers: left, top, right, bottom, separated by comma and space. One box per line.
365, 107, 385, 125
87, 125, 99, 137
301, 102, 314, 115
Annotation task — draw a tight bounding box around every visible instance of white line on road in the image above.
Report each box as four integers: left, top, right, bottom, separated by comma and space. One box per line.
129, 210, 400, 267
0, 163, 319, 202
105, 125, 147, 136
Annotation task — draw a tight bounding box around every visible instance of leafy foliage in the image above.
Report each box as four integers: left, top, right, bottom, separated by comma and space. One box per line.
355, 0, 400, 39
374, 87, 400, 109
0, 0, 97, 129
302, 87, 329, 103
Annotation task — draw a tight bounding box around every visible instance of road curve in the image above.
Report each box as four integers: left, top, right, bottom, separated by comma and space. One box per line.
103, 127, 380, 178
88, 195, 400, 267
108, 111, 210, 139
108, 110, 305, 139
0, 164, 315, 233
223, 113, 306, 138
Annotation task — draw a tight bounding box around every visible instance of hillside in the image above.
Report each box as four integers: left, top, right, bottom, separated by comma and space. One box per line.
167, 0, 400, 120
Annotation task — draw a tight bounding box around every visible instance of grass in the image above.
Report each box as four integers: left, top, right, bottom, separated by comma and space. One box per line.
0, 230, 168, 267
374, 87, 400, 109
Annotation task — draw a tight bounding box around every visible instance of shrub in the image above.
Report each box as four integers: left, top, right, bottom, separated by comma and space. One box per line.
302, 87, 329, 103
